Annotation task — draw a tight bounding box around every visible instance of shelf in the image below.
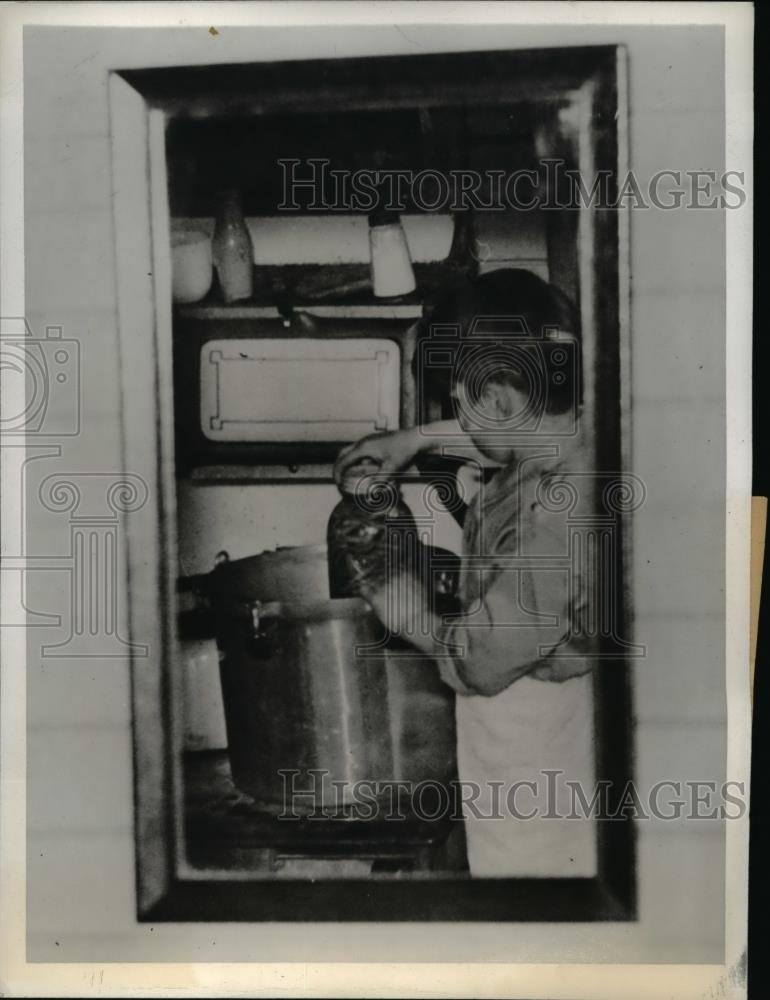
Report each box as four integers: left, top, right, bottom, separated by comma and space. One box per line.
179, 302, 423, 321
176, 260, 473, 320
186, 463, 335, 483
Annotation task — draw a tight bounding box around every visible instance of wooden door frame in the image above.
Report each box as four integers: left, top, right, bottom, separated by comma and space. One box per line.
111, 44, 636, 922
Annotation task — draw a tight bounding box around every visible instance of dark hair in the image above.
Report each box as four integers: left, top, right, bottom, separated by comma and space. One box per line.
413, 268, 581, 416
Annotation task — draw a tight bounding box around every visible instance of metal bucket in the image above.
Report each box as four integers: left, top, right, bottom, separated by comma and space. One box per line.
211, 583, 457, 814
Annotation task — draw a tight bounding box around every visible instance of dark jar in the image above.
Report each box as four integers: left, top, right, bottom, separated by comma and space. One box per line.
327, 460, 419, 599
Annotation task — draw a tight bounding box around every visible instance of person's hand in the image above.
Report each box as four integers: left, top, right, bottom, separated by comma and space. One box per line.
333, 428, 423, 489
531, 657, 594, 683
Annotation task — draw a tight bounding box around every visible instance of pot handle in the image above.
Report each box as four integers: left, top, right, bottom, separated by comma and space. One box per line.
248, 600, 282, 658
250, 600, 282, 636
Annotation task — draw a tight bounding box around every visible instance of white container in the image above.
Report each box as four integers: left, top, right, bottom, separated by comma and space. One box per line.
171, 229, 213, 304
181, 638, 227, 751
212, 190, 254, 303
369, 220, 417, 298
172, 214, 455, 265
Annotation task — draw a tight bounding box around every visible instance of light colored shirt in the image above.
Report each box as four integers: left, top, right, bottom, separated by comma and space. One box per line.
436, 435, 596, 694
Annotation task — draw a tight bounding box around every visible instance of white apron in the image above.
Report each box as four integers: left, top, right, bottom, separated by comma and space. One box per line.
456, 672, 597, 877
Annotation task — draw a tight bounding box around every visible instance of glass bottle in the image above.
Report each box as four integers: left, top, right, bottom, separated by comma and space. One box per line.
212, 190, 253, 303
327, 459, 419, 599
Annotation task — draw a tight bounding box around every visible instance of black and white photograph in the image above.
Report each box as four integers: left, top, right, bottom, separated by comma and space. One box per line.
0, 2, 755, 997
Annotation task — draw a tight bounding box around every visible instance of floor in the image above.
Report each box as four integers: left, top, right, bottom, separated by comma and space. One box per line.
183, 750, 469, 877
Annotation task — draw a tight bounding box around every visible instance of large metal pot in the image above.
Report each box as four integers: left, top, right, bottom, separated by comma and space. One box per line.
209, 552, 458, 815
208, 543, 330, 605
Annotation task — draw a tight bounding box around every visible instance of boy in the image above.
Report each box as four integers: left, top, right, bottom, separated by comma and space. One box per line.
334, 269, 598, 877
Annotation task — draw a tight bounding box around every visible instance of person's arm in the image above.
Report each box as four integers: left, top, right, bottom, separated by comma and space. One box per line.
333, 420, 494, 487
365, 518, 593, 698
434, 558, 585, 696
407, 419, 494, 465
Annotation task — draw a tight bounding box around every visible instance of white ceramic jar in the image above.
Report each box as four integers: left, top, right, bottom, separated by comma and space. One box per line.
171, 229, 213, 304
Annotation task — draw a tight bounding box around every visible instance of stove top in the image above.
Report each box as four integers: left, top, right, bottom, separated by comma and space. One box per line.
183, 751, 467, 877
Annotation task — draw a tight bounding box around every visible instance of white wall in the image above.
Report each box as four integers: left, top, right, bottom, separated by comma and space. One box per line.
24, 23, 728, 964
